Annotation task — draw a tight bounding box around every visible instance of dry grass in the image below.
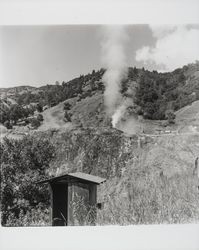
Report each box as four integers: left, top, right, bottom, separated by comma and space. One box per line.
97, 159, 199, 225
69, 194, 96, 226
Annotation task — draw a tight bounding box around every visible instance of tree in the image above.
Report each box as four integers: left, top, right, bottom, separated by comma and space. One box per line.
165, 109, 176, 124
63, 102, 71, 111
0, 135, 55, 225
9, 104, 24, 124
30, 118, 41, 129
36, 103, 43, 113
4, 120, 12, 129
135, 74, 160, 119
0, 109, 9, 124
64, 110, 71, 122
37, 114, 44, 122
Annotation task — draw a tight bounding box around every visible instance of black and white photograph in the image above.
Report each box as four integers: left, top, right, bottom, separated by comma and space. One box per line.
1, 23, 199, 228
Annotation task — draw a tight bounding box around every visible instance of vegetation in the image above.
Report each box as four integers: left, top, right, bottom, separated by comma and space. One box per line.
49, 169, 199, 226
132, 68, 187, 120
70, 194, 96, 226
0, 102, 35, 127
1, 62, 199, 226
1, 128, 199, 226
98, 159, 199, 225
1, 63, 199, 129
48, 129, 133, 178
12, 69, 104, 109
165, 110, 176, 124
0, 135, 55, 226
64, 110, 71, 122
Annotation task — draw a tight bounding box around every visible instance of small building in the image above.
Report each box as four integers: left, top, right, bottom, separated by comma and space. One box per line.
38, 172, 106, 226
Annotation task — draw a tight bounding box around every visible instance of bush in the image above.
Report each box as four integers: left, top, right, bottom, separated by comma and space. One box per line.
165, 110, 176, 124
30, 117, 41, 129
6, 205, 50, 227
0, 135, 55, 226
63, 102, 71, 111
64, 110, 71, 122
36, 103, 43, 113
37, 114, 44, 122
3, 120, 12, 129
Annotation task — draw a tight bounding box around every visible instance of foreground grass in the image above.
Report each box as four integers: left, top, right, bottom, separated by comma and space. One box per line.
97, 160, 199, 225
5, 208, 50, 227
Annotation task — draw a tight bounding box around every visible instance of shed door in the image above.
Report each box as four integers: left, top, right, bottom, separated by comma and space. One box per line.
52, 183, 68, 226
68, 182, 91, 226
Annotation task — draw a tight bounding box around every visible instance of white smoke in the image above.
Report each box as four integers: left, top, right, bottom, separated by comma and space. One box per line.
136, 25, 199, 71
111, 98, 142, 134
112, 101, 127, 128
101, 25, 128, 116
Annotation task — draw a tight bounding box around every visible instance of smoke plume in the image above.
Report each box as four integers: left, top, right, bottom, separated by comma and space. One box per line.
101, 25, 128, 116
112, 99, 129, 128
136, 25, 199, 71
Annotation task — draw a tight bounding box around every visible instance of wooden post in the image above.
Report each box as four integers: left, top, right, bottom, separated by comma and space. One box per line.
49, 184, 53, 226
67, 183, 74, 226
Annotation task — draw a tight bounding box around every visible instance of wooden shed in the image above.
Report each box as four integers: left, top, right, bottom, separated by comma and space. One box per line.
38, 172, 106, 226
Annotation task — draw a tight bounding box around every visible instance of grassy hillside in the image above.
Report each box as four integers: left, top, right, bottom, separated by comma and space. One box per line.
1, 62, 199, 226
39, 101, 72, 131
1, 62, 199, 131
13, 128, 197, 225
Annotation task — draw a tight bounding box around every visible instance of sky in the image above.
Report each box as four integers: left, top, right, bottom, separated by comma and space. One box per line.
0, 24, 199, 88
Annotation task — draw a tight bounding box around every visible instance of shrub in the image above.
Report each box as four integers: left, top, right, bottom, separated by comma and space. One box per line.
63, 102, 71, 111
6, 205, 50, 227
30, 117, 41, 129
36, 103, 43, 113
165, 110, 176, 124
0, 135, 55, 226
3, 120, 12, 129
64, 110, 71, 122
37, 114, 44, 122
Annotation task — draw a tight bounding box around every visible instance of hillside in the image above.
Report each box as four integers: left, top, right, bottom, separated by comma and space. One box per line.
1, 62, 199, 134
175, 100, 199, 133
1, 63, 199, 226
39, 102, 72, 131
15, 125, 197, 225
0, 86, 37, 98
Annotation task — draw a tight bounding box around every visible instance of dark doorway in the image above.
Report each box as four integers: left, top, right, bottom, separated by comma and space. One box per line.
52, 183, 68, 226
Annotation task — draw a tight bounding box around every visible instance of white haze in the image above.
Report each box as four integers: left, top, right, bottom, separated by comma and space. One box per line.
112, 98, 142, 134
112, 100, 127, 128
101, 25, 128, 116
136, 25, 199, 71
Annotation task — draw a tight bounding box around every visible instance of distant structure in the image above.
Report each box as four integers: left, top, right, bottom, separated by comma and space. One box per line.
38, 172, 106, 226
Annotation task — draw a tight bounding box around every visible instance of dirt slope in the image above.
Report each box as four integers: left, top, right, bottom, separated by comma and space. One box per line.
39, 102, 72, 131
175, 100, 199, 133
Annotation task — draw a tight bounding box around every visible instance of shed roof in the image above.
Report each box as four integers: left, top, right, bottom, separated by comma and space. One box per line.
37, 172, 106, 185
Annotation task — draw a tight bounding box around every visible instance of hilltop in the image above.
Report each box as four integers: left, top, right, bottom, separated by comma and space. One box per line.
1, 62, 199, 136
